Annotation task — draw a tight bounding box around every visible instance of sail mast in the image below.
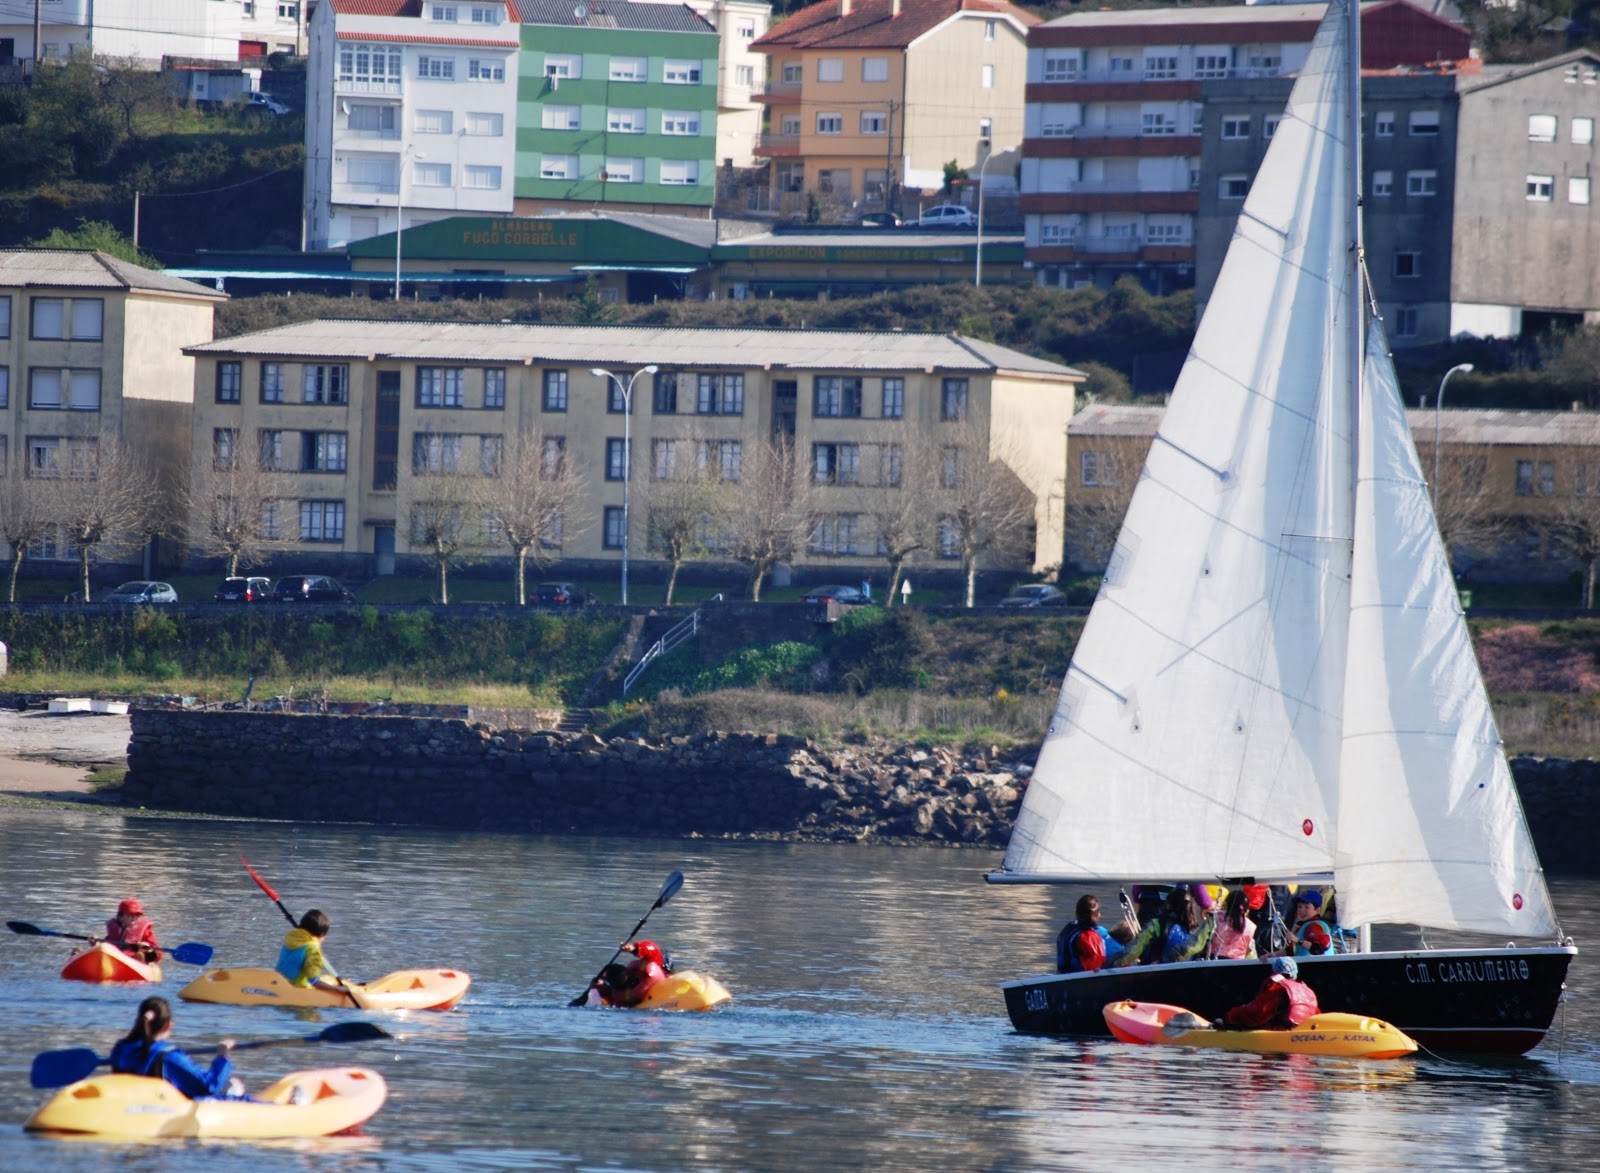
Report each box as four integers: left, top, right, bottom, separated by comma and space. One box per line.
1346, 0, 1364, 466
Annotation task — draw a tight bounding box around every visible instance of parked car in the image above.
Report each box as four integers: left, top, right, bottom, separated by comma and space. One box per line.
800, 584, 872, 606
859, 211, 902, 228
103, 581, 179, 605
214, 576, 272, 603
532, 582, 593, 607
245, 91, 290, 115
999, 584, 1067, 608
272, 574, 355, 603
911, 204, 978, 229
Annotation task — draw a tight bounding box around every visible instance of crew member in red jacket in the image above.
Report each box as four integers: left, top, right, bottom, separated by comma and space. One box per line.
1216, 956, 1319, 1030
97, 898, 162, 964
591, 940, 670, 1008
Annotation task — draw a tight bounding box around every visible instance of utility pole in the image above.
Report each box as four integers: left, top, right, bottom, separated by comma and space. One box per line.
884, 99, 896, 215
32, 0, 41, 80
132, 191, 140, 249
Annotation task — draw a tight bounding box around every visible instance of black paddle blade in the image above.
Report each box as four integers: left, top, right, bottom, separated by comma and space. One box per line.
8, 921, 55, 937
30, 1047, 104, 1089
656, 871, 685, 907
169, 943, 215, 967
319, 1021, 393, 1044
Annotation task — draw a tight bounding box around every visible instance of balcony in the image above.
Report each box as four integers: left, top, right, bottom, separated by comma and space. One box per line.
1022, 190, 1199, 215
755, 132, 802, 157
752, 84, 803, 105
1029, 235, 1195, 265
1027, 133, 1202, 158
334, 76, 403, 97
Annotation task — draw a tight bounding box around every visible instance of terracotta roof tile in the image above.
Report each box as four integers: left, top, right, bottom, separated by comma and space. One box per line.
334, 30, 519, 45
754, 0, 1037, 52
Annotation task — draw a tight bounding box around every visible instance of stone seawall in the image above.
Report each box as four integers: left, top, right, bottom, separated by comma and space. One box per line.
120, 711, 1598, 870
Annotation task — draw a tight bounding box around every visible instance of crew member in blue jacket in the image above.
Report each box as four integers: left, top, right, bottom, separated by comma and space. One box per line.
1056, 894, 1130, 972
110, 996, 242, 1099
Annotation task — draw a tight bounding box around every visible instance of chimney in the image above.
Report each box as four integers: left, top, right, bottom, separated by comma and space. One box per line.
892, 0, 901, 14
840, 0, 852, 15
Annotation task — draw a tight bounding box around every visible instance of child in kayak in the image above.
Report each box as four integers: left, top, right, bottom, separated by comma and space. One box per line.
589, 940, 670, 1008
94, 898, 162, 964
275, 908, 341, 989
110, 996, 245, 1099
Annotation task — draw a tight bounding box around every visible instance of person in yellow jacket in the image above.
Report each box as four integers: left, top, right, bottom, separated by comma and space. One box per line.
274, 909, 340, 989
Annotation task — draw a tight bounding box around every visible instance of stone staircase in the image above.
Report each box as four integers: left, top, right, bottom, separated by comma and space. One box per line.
555, 707, 596, 734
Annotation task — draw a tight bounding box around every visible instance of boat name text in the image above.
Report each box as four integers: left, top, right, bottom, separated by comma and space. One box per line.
1404, 958, 1530, 984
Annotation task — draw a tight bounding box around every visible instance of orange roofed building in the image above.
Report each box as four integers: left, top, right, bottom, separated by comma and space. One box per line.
750, 0, 1037, 218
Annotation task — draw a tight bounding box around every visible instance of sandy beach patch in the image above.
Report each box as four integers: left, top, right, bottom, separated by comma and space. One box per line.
0, 709, 131, 797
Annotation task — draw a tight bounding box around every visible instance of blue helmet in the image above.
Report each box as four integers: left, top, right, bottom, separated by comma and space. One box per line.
1271, 956, 1299, 980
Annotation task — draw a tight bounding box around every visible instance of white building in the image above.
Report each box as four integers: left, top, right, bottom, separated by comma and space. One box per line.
303, 0, 521, 250
239, 0, 307, 58
0, 0, 242, 68
638, 0, 771, 168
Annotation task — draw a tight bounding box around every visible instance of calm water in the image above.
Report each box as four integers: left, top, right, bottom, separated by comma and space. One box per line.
0, 807, 1595, 1171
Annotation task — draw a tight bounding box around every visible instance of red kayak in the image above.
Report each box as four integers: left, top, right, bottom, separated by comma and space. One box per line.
61, 942, 163, 984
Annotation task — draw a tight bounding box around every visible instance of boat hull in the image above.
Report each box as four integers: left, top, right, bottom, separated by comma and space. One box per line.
179, 966, 469, 1011
1002, 946, 1576, 1055
61, 942, 162, 984
635, 970, 732, 1012
25, 1067, 386, 1139
1104, 1000, 1416, 1058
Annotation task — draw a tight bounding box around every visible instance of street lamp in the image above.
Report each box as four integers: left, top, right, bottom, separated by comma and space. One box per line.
974, 144, 1016, 288
1431, 362, 1474, 510
590, 365, 659, 605
394, 147, 425, 300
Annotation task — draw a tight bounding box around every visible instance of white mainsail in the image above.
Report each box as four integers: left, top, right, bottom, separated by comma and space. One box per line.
999, 4, 1557, 937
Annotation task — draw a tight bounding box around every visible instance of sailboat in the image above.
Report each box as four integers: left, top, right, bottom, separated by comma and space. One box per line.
987, 0, 1576, 1054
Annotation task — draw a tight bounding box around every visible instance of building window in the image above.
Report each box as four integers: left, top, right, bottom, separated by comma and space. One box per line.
417, 56, 455, 80
652, 437, 682, 480
467, 58, 504, 81
1528, 114, 1557, 142
663, 59, 701, 84
816, 112, 842, 135
1571, 177, 1592, 205
1080, 450, 1118, 486
881, 377, 904, 419
1221, 115, 1249, 140
782, 62, 803, 84
212, 428, 238, 469
813, 442, 860, 485
0, 296, 9, 338
261, 362, 285, 402
347, 103, 397, 136
27, 436, 97, 479
1218, 174, 1248, 200
1194, 53, 1228, 80
1392, 307, 1418, 338
542, 105, 581, 131
0, 367, 7, 408
737, 18, 755, 38
653, 371, 678, 414
1263, 115, 1280, 140
544, 53, 582, 80
1394, 251, 1421, 278
699, 440, 741, 481
610, 56, 646, 82
696, 373, 744, 415
984, 18, 996, 41
981, 64, 995, 89
817, 58, 843, 82
863, 57, 889, 82
541, 436, 566, 478
604, 505, 626, 548
469, 5, 500, 23
606, 437, 628, 481
880, 442, 902, 486
483, 368, 505, 409
417, 367, 464, 407
1527, 175, 1554, 202
1142, 111, 1175, 136
860, 111, 887, 135
29, 369, 100, 410
660, 159, 699, 185
30, 297, 102, 340
1574, 117, 1594, 145
543, 369, 568, 411
465, 111, 503, 136
303, 365, 349, 405
415, 109, 452, 135
941, 445, 965, 489
338, 42, 403, 85
813, 376, 863, 418
602, 158, 642, 184
259, 429, 285, 470
1042, 54, 1079, 82
780, 114, 802, 137
464, 165, 501, 190
1374, 111, 1395, 137
413, 432, 463, 474
302, 432, 348, 473
608, 108, 645, 134
1406, 170, 1437, 197
541, 155, 577, 180
1408, 110, 1439, 136
1372, 170, 1393, 197
661, 110, 700, 136
941, 378, 968, 421
431, 4, 457, 20
217, 361, 242, 403
300, 500, 345, 542
938, 518, 959, 558
414, 161, 451, 187
1516, 460, 1555, 496
811, 514, 860, 555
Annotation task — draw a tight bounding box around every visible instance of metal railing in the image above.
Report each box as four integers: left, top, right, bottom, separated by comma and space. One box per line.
622, 596, 721, 695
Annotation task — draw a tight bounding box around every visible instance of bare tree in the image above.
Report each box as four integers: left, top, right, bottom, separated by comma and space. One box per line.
1066, 448, 1139, 576
642, 434, 721, 605
50, 440, 160, 602
1430, 446, 1513, 575
0, 470, 54, 602
479, 430, 591, 606
851, 432, 940, 607
183, 436, 285, 575
408, 469, 490, 605
1535, 459, 1600, 607
935, 419, 1038, 607
714, 435, 815, 601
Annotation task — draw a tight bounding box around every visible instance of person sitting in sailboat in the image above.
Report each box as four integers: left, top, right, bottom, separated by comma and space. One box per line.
1212, 957, 1320, 1031
1055, 894, 1132, 973
1284, 890, 1335, 957
1113, 885, 1214, 967
1210, 888, 1259, 960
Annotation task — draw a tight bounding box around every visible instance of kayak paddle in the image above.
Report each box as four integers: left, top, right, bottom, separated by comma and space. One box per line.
240, 858, 367, 1009
569, 870, 685, 1007
6, 921, 214, 967
29, 1020, 394, 1089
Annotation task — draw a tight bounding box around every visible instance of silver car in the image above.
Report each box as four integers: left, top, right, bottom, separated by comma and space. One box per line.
103, 581, 179, 604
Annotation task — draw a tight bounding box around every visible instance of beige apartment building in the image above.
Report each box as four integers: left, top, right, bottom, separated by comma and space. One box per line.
751, 0, 1036, 216
1066, 402, 1600, 585
184, 320, 1081, 582
0, 250, 226, 571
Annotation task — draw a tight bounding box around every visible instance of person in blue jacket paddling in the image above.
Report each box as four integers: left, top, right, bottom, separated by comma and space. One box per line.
110, 996, 245, 1099
276, 908, 341, 989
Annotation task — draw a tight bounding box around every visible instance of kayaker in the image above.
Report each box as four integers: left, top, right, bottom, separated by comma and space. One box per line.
275, 908, 341, 989
1055, 894, 1131, 973
1214, 957, 1320, 1030
110, 996, 246, 1099
93, 897, 161, 964
590, 939, 670, 1008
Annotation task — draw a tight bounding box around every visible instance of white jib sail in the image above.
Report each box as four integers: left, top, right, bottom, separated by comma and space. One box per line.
1337, 320, 1557, 936
1001, 10, 1358, 882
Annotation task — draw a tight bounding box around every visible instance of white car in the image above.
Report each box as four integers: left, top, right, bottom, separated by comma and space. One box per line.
913, 204, 979, 229
246, 92, 290, 115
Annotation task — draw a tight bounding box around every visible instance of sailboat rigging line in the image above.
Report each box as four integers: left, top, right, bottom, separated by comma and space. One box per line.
1150, 432, 1227, 481
1235, 207, 1291, 241
1064, 662, 1126, 705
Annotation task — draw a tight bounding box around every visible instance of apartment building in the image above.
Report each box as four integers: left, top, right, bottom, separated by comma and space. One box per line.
302, 0, 521, 250
1022, 0, 1468, 294
0, 0, 245, 70
1065, 402, 1600, 584
751, 0, 1036, 218
239, 0, 307, 58
0, 249, 226, 569
184, 320, 1081, 579
515, 0, 721, 216
637, 0, 772, 168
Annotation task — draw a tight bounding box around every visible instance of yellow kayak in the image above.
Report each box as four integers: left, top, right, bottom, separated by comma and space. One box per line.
1104, 1000, 1417, 1059
635, 970, 732, 1012
180, 967, 470, 1011
25, 1067, 386, 1139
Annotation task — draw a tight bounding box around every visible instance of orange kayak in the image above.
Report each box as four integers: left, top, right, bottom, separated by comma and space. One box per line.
61, 942, 163, 984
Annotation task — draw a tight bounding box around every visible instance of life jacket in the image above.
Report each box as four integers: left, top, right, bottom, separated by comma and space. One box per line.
1273, 975, 1320, 1026
1056, 922, 1107, 973
1212, 916, 1258, 959
1295, 919, 1333, 956
106, 915, 157, 949
276, 928, 327, 986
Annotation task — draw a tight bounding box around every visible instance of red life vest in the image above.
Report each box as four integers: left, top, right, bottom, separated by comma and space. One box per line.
1273, 975, 1320, 1026
106, 915, 159, 957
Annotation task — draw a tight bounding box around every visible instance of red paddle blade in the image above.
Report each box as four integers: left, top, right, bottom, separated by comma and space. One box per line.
241, 856, 280, 902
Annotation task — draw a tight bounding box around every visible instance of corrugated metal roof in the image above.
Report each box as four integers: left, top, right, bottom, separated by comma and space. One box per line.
518, 0, 714, 33
0, 250, 228, 300
1068, 402, 1600, 446
189, 319, 1084, 379
725, 230, 1021, 249
1039, 2, 1328, 31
